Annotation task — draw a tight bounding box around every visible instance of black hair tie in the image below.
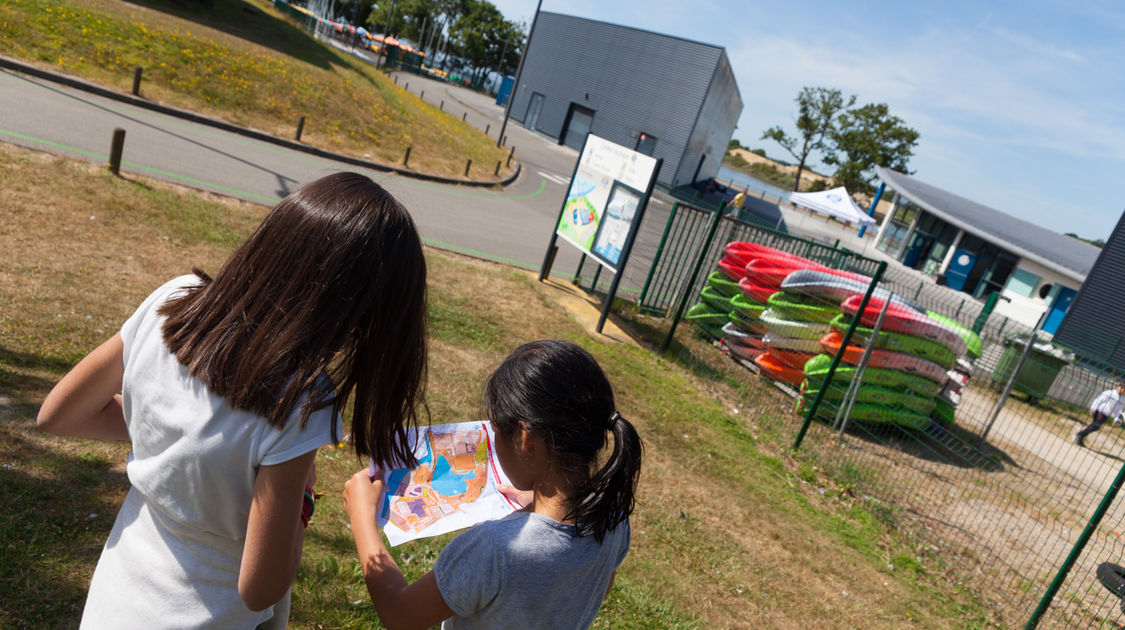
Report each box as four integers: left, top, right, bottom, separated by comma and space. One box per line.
607, 410, 621, 430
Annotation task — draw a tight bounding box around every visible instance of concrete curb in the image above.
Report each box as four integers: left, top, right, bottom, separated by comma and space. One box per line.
0, 55, 521, 189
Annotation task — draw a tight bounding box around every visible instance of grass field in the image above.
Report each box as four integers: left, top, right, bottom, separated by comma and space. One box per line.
0, 0, 512, 182
0, 142, 994, 628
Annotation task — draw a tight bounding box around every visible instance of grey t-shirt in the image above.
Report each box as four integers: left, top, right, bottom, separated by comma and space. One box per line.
434, 511, 630, 630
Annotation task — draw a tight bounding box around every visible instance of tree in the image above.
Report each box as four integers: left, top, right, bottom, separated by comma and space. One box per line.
448, 0, 521, 85
761, 87, 854, 191
825, 102, 919, 196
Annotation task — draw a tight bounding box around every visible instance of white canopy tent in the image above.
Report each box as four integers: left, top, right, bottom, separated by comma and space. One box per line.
788, 187, 876, 226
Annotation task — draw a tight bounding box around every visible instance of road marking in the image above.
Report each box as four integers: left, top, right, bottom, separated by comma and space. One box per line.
537, 170, 570, 186
0, 128, 281, 203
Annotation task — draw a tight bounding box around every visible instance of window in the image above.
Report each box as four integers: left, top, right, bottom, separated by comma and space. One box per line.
1006, 268, 1041, 298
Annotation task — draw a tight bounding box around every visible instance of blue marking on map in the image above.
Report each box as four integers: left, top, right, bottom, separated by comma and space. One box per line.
431, 455, 472, 496
567, 176, 595, 200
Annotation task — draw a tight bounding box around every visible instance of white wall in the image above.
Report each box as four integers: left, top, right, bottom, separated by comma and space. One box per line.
995, 259, 1081, 327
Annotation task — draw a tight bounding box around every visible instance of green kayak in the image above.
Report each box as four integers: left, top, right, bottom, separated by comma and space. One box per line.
767, 291, 840, 324
926, 311, 982, 359
803, 353, 942, 397
707, 270, 740, 297
829, 314, 956, 368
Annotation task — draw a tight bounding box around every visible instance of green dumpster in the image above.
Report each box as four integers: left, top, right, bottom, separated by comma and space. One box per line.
991, 334, 1073, 403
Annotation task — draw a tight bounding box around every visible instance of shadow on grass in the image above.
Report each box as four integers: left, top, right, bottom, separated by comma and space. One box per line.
0, 424, 128, 626
625, 315, 726, 384
120, 0, 353, 72
0, 345, 75, 411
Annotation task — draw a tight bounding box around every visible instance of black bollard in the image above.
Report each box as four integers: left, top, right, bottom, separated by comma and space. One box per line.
506, 145, 515, 167
295, 115, 306, 142
108, 128, 126, 175
464, 159, 472, 176
494, 160, 501, 175
403, 146, 412, 167
131, 66, 143, 96
485, 123, 490, 135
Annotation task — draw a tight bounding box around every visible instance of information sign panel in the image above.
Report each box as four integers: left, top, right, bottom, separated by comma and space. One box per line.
553, 134, 659, 270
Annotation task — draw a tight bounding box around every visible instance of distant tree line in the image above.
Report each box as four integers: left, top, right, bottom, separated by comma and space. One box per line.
334, 0, 525, 84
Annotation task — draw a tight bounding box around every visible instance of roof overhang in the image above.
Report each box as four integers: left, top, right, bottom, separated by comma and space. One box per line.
875, 166, 1093, 284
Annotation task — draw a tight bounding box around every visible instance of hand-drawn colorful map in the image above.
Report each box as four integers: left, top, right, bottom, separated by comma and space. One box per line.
376, 421, 517, 546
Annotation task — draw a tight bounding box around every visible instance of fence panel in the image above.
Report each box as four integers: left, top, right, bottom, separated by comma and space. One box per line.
597, 218, 1125, 628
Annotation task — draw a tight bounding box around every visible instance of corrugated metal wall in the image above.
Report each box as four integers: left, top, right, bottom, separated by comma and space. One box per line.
675, 51, 742, 186
511, 12, 737, 186
1053, 211, 1125, 370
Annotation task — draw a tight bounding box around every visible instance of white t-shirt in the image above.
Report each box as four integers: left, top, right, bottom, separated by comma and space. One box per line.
80, 276, 340, 629
434, 511, 630, 630
1091, 389, 1125, 420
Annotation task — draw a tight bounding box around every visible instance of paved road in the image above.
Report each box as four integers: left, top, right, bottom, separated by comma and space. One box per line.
0, 65, 590, 276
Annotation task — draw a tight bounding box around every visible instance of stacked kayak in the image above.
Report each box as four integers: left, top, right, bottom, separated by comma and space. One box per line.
684, 240, 980, 432
727, 242, 828, 373
794, 293, 974, 430
756, 292, 837, 387
719, 243, 783, 361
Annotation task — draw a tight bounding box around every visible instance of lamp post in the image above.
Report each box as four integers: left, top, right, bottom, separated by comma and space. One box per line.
496, 0, 542, 148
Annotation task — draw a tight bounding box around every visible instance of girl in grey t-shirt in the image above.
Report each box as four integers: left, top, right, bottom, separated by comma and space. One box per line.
344, 339, 643, 629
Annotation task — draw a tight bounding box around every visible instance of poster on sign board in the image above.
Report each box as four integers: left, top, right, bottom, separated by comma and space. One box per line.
553, 134, 660, 270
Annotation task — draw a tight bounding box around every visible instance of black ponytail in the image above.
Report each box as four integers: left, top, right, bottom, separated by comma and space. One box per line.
484, 340, 643, 543
567, 411, 642, 542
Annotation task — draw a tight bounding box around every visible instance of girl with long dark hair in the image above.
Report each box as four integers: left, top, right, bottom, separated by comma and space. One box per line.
38, 172, 429, 628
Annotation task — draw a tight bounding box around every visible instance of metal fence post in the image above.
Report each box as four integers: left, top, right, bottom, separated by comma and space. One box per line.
793, 261, 888, 450
1025, 458, 1125, 629
660, 204, 726, 353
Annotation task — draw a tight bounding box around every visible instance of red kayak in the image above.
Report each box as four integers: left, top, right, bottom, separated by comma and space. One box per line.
723, 242, 812, 267
729, 343, 766, 362
717, 256, 748, 281
818, 332, 948, 384
744, 258, 826, 289
767, 347, 817, 370
754, 352, 806, 386
738, 277, 777, 304
839, 296, 966, 357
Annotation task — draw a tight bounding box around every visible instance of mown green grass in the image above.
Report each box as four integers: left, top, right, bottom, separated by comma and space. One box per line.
0, 144, 993, 628
0, 0, 512, 181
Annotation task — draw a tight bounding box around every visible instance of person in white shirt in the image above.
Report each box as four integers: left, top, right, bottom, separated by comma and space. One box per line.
37, 172, 430, 628
1075, 381, 1125, 447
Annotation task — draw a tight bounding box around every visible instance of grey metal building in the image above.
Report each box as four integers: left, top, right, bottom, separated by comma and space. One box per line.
509, 11, 742, 187
871, 166, 1102, 334
1053, 212, 1125, 370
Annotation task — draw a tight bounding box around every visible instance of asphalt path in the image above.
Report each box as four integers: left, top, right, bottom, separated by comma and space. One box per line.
0, 64, 601, 277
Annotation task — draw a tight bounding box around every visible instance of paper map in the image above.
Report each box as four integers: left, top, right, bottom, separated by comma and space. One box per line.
372, 421, 518, 546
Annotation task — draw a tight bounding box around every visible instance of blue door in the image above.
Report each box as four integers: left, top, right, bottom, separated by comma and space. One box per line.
903, 233, 933, 269
944, 249, 976, 291
1043, 286, 1077, 334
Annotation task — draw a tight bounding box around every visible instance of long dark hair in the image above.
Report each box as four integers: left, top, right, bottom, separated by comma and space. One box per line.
484, 340, 642, 542
158, 172, 428, 467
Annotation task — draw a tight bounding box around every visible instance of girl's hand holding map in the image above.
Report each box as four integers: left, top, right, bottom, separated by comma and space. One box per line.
496, 483, 533, 509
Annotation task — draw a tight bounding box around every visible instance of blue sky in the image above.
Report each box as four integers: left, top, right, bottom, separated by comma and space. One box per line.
489, 0, 1125, 241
